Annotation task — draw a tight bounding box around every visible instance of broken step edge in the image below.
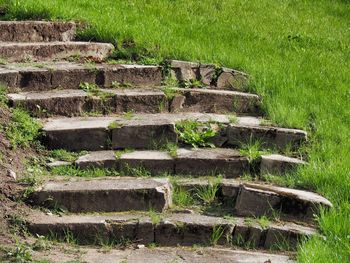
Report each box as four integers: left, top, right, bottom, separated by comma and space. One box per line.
27, 212, 316, 250
176, 178, 332, 223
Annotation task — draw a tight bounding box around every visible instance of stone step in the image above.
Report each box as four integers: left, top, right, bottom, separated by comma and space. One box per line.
42, 113, 307, 151
176, 179, 332, 223
0, 42, 114, 62
7, 88, 261, 116
74, 148, 249, 178
0, 21, 76, 42
32, 246, 295, 263
58, 149, 304, 178
0, 62, 162, 90
27, 212, 316, 250
30, 177, 172, 213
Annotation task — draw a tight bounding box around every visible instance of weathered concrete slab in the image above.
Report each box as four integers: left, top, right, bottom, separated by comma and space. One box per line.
112, 118, 177, 149
226, 124, 307, 150
27, 211, 315, 250
172, 88, 261, 115
0, 42, 114, 62
260, 154, 306, 174
31, 177, 172, 212
0, 21, 76, 42
43, 117, 115, 151
175, 148, 249, 177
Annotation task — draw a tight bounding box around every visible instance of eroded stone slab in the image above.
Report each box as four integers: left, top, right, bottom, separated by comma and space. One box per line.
216, 68, 249, 91
31, 177, 172, 212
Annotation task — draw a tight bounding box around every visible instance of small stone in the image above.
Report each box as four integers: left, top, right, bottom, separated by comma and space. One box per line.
137, 244, 145, 249
6, 169, 16, 180
169, 95, 186, 112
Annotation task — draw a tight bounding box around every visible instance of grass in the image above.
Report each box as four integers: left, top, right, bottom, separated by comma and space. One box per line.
0, 0, 349, 260
5, 108, 42, 148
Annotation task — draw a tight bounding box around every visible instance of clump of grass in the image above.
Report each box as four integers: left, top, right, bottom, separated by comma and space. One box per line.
79, 82, 113, 100
182, 79, 203, 89
0, 85, 8, 106
108, 121, 121, 129
162, 86, 179, 100
148, 210, 162, 225
164, 142, 178, 157
210, 225, 225, 246
239, 138, 267, 163
3, 240, 32, 263
171, 180, 194, 207
228, 113, 238, 124
115, 148, 134, 159
175, 120, 216, 148
49, 149, 84, 162
123, 110, 134, 120
256, 216, 270, 229
51, 165, 120, 177
6, 108, 42, 148
195, 179, 220, 204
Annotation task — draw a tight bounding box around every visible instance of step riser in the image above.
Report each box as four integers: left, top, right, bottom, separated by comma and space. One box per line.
27, 216, 313, 250
0, 21, 76, 42
0, 42, 114, 63
8, 89, 261, 116
0, 65, 162, 90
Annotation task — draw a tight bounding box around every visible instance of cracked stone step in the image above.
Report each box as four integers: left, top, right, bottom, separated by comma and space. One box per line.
74, 148, 249, 178
32, 246, 296, 263
30, 177, 172, 213
7, 88, 262, 116
42, 113, 307, 151
260, 154, 307, 174
0, 62, 162, 90
176, 179, 332, 223
27, 212, 316, 250
0, 42, 114, 62
0, 21, 77, 42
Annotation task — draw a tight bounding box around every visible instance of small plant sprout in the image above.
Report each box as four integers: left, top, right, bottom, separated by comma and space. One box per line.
148, 209, 162, 225
228, 113, 238, 124
195, 179, 220, 204
239, 137, 267, 163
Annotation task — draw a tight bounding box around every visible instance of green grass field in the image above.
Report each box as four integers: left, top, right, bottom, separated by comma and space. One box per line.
1, 0, 350, 261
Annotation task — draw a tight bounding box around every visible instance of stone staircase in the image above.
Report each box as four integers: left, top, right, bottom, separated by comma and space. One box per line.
1, 21, 332, 262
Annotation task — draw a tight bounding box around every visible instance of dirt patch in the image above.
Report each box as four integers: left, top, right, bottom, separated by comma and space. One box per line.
0, 106, 38, 247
